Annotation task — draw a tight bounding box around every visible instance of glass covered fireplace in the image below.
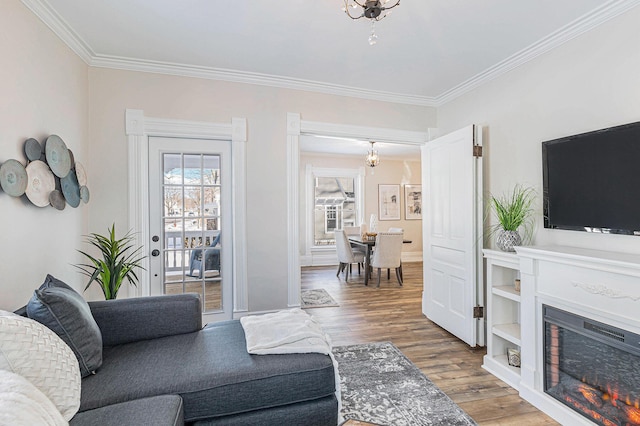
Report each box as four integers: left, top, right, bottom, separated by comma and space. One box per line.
544, 305, 640, 425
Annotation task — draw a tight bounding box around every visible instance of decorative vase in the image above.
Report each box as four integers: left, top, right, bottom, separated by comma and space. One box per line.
496, 229, 521, 252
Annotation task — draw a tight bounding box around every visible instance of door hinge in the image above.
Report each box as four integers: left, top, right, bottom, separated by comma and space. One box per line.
473, 306, 484, 319
473, 145, 483, 157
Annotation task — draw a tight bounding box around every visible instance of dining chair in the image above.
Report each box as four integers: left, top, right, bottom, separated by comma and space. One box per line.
334, 229, 365, 282
386, 228, 404, 279
370, 232, 404, 287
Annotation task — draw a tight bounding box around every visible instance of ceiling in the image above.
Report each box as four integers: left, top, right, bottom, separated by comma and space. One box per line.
24, 0, 638, 157
26, 0, 637, 107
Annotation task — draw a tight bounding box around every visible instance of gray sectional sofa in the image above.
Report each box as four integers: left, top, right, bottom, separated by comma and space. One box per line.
19, 284, 338, 425
76, 294, 338, 425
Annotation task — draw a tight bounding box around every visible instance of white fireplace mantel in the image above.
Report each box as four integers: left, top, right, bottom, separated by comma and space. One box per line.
514, 245, 640, 425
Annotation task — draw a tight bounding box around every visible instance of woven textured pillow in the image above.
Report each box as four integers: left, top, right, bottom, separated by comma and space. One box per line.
27, 274, 103, 377
0, 311, 81, 421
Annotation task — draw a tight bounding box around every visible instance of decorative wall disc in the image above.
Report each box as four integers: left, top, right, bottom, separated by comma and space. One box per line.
24, 138, 42, 162
68, 149, 75, 169
0, 159, 28, 197
49, 190, 66, 211
45, 135, 71, 178
61, 170, 81, 208
74, 161, 87, 187
79, 186, 90, 203
25, 160, 55, 207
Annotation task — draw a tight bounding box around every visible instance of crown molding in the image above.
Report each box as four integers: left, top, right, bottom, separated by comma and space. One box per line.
89, 55, 438, 107
434, 0, 640, 106
24, 0, 640, 108
20, 0, 94, 63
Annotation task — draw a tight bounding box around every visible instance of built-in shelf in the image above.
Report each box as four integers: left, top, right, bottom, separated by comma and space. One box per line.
483, 249, 521, 391
492, 285, 521, 301
493, 323, 521, 345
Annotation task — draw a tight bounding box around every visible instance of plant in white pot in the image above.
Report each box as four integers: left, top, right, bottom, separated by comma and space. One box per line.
489, 185, 536, 252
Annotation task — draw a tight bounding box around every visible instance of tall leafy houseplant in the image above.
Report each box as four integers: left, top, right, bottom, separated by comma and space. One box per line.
75, 224, 146, 300
490, 185, 536, 252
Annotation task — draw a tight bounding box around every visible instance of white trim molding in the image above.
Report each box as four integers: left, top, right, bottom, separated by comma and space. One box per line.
287, 113, 430, 307
24, 0, 640, 107
125, 109, 248, 315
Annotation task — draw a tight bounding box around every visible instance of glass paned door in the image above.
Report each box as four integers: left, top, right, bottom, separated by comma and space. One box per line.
149, 137, 232, 322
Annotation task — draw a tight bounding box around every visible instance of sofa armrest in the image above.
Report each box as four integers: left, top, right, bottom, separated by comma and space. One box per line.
88, 294, 202, 347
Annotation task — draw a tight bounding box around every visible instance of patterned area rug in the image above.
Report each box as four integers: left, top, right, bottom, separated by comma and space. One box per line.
334, 342, 477, 426
301, 288, 340, 308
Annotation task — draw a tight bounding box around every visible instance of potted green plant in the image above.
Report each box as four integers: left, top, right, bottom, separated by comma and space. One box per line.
75, 224, 146, 300
489, 184, 536, 252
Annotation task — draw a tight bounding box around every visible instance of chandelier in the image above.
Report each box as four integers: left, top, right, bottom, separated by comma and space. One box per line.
365, 141, 380, 168
342, 0, 400, 45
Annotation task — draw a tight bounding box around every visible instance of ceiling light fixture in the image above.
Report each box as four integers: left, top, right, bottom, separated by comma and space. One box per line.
342, 0, 400, 45
365, 141, 380, 169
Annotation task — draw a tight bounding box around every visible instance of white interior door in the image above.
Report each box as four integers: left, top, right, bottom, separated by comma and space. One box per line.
422, 125, 483, 347
149, 137, 233, 323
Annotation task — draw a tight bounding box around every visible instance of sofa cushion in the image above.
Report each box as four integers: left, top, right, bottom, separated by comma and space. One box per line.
0, 311, 81, 421
0, 369, 68, 426
70, 395, 183, 426
80, 320, 336, 422
191, 395, 338, 426
27, 275, 103, 377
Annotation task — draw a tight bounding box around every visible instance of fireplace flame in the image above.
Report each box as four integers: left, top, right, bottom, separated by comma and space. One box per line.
578, 384, 603, 408
564, 395, 617, 426
560, 381, 640, 425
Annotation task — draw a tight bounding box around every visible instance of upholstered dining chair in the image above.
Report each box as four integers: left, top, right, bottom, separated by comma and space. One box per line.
386, 228, 404, 280
370, 232, 404, 287
188, 232, 221, 278
334, 229, 365, 282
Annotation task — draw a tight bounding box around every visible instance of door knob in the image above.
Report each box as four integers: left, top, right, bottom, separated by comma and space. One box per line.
151, 249, 160, 257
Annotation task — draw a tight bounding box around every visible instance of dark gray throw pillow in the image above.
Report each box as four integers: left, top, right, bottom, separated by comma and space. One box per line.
27, 274, 103, 377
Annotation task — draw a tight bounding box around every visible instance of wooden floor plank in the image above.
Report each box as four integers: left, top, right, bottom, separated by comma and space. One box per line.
302, 263, 559, 425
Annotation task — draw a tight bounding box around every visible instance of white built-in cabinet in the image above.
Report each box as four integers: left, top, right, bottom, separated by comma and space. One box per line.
482, 249, 521, 390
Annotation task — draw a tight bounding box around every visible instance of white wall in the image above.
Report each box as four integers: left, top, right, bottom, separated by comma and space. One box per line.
299, 152, 422, 265
438, 6, 640, 254
87, 67, 436, 311
0, 0, 94, 311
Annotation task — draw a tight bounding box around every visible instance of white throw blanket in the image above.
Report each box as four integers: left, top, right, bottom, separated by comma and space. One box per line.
0, 370, 68, 426
240, 308, 342, 420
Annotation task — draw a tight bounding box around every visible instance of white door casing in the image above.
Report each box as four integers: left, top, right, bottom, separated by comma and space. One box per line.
287, 113, 430, 307
125, 109, 248, 316
422, 125, 484, 347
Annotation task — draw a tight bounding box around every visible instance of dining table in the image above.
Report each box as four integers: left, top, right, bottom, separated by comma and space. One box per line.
348, 235, 412, 286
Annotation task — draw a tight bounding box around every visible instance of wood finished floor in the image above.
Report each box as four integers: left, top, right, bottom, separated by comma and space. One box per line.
302, 262, 559, 425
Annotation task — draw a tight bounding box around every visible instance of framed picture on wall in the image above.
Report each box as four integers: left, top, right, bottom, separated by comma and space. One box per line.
404, 184, 422, 220
378, 184, 401, 220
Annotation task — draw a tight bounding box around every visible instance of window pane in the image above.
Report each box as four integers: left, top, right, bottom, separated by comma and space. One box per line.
163, 154, 183, 184
313, 175, 357, 246
203, 155, 221, 185
183, 186, 202, 218
183, 154, 202, 185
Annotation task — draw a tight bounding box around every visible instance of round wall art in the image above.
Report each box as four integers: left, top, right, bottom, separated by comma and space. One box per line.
0, 159, 28, 197
2, 135, 90, 210
25, 160, 55, 207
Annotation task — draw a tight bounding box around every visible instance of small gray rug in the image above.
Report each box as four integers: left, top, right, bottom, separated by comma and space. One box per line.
334, 342, 477, 426
301, 288, 339, 308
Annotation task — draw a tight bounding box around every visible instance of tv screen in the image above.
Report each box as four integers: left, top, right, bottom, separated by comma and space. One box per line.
542, 121, 640, 235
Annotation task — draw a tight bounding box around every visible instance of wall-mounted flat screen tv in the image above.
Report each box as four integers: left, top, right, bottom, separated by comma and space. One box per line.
542, 121, 640, 235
